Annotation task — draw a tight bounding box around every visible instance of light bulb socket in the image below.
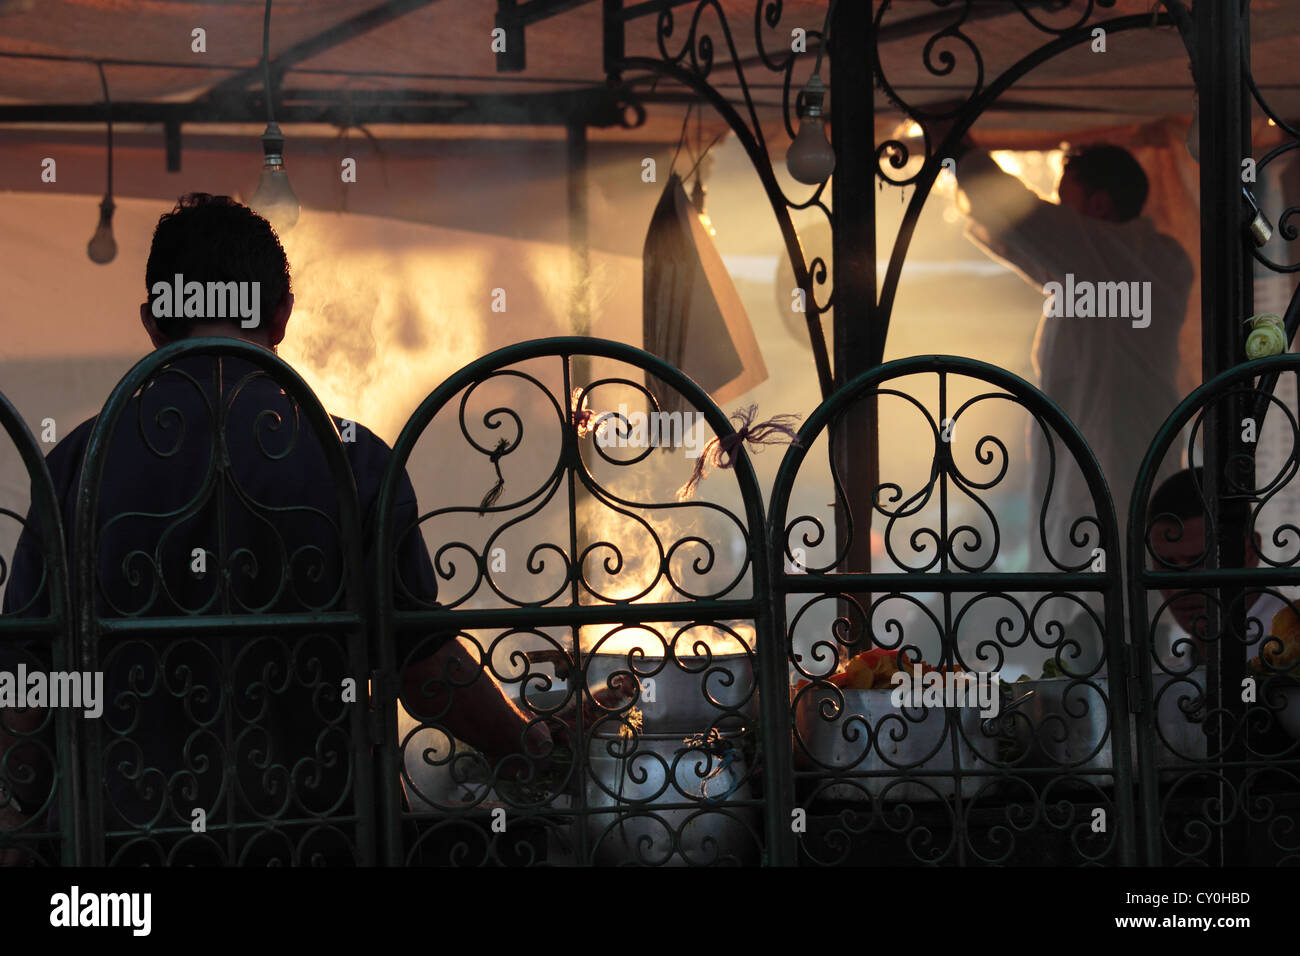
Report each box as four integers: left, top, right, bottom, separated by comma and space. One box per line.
797, 73, 828, 119
98, 195, 115, 221
261, 122, 286, 162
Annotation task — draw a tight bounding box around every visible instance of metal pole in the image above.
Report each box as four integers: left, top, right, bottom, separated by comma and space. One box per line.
565, 120, 594, 863
830, 3, 877, 605
567, 122, 591, 341
1195, 0, 1252, 867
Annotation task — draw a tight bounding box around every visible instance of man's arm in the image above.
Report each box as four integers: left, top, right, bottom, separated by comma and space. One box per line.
954, 146, 1093, 287
399, 637, 552, 771
387, 481, 555, 773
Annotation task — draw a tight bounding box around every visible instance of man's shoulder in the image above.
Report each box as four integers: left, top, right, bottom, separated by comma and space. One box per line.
329, 415, 390, 454
1124, 217, 1194, 270
42, 416, 98, 479
327, 415, 415, 504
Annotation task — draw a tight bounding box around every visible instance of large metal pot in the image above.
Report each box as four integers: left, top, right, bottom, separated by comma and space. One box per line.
582, 730, 760, 865
1266, 683, 1300, 740
793, 685, 993, 803
1005, 668, 1209, 783
583, 651, 756, 733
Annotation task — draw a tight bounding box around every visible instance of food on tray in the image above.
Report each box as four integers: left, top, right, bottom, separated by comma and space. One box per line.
1005, 658, 1067, 682
1250, 604, 1300, 677
800, 647, 959, 693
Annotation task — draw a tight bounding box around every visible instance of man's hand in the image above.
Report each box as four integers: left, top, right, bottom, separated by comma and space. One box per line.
553, 672, 638, 737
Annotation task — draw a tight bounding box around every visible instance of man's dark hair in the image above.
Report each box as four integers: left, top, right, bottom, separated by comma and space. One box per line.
1064, 144, 1149, 222
1149, 466, 1206, 523
144, 193, 291, 338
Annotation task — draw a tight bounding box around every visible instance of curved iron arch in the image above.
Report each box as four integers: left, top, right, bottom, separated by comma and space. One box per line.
876, 11, 1180, 359
72, 336, 373, 866
1127, 353, 1300, 865
0, 388, 77, 864
371, 335, 777, 865
617, 52, 835, 398
765, 353, 1132, 866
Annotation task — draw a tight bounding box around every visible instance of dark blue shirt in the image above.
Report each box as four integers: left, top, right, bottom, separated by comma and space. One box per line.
2, 352, 445, 856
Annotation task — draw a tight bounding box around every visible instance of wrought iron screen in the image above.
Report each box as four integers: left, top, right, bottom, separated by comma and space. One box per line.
12, 340, 1300, 866
0, 390, 76, 866
371, 338, 774, 866
73, 339, 376, 866
1128, 354, 1300, 866
767, 355, 1135, 866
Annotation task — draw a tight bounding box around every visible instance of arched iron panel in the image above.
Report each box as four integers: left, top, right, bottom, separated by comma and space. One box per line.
767, 354, 1131, 866
73, 338, 372, 866
1128, 354, 1300, 866
373, 337, 774, 865
875, 9, 1180, 351
0, 389, 77, 865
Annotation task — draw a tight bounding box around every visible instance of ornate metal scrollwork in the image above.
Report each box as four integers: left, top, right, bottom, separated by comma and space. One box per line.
74, 338, 373, 866
1130, 355, 1300, 865
771, 354, 1132, 865
374, 338, 771, 865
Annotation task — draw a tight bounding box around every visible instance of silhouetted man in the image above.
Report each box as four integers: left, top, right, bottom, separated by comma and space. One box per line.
951, 140, 1193, 568
0, 194, 552, 864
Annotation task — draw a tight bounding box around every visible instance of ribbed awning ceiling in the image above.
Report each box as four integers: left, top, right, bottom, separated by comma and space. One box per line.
1, 0, 1296, 152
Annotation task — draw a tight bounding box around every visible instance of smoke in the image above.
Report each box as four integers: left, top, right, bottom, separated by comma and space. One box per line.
276, 212, 490, 445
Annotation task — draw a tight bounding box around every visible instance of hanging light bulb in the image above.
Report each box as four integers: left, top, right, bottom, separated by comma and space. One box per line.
87, 196, 117, 264
787, 73, 836, 185
690, 176, 717, 237
87, 61, 117, 264
249, 121, 300, 231
1186, 89, 1200, 163
249, 3, 299, 231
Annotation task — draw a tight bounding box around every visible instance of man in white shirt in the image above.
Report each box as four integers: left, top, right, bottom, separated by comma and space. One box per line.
949, 137, 1195, 573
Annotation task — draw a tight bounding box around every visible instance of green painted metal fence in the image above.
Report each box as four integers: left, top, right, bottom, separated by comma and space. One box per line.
2, 338, 1298, 865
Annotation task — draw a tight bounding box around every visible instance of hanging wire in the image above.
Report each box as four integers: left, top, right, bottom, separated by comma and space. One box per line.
680, 129, 726, 183
811, 0, 839, 76
94, 60, 112, 196
668, 102, 694, 177
261, 0, 276, 124
693, 104, 705, 189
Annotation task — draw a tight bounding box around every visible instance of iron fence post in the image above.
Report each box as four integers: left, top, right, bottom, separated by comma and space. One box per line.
1196, 0, 1253, 867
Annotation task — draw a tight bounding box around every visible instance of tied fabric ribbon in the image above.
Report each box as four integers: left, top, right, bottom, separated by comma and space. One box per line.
571, 387, 597, 438
1245, 312, 1287, 359
683, 729, 745, 803
478, 437, 511, 514
675, 404, 802, 501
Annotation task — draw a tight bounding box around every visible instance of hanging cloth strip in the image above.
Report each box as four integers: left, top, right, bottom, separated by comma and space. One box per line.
675, 404, 802, 501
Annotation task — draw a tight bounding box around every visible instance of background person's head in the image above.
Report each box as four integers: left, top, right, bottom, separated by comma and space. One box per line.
1147, 466, 1263, 637
140, 193, 293, 350
1058, 144, 1149, 223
